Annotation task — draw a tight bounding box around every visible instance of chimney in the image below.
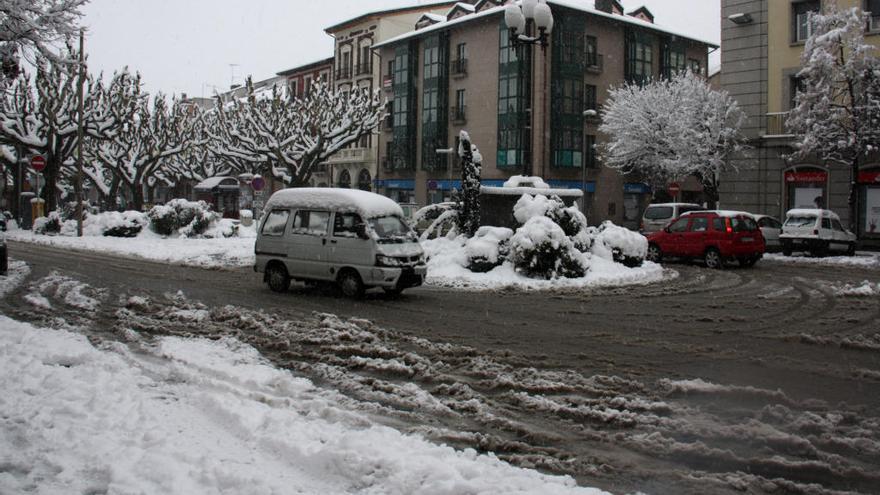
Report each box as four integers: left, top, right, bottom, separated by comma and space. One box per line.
595, 0, 623, 15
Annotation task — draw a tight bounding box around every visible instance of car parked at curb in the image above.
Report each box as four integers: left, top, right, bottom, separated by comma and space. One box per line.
640, 203, 706, 234
780, 209, 856, 257
646, 210, 765, 269
754, 215, 783, 252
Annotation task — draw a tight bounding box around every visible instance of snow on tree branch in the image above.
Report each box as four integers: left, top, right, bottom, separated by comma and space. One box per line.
0, 0, 88, 78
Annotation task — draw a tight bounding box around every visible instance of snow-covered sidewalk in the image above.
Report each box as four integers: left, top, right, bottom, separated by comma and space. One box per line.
0, 315, 608, 495
6, 229, 256, 269
764, 252, 880, 269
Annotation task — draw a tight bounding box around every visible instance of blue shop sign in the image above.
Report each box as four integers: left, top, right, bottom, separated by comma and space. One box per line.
624, 183, 651, 194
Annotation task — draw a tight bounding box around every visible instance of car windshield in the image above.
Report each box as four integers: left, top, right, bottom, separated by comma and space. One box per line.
785, 215, 817, 227
369, 215, 417, 243
644, 207, 673, 220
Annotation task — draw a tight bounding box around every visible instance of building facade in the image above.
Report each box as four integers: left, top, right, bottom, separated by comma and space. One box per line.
323, 2, 458, 195
375, 0, 713, 228
721, 0, 880, 240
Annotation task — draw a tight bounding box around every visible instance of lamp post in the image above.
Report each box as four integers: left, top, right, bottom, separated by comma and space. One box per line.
504, 0, 554, 180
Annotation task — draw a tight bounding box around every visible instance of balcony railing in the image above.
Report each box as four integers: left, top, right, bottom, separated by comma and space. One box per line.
451, 58, 468, 77
586, 53, 603, 74
355, 63, 372, 76
451, 105, 467, 125
764, 112, 793, 137
335, 67, 352, 80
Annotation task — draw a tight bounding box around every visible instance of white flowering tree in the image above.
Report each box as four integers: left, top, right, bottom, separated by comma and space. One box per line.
0, 0, 88, 80
210, 78, 385, 187
786, 5, 880, 230
600, 71, 745, 207
0, 57, 133, 210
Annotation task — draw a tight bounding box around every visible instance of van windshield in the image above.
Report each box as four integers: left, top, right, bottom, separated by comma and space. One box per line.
785, 215, 817, 227
369, 215, 417, 243
644, 207, 673, 220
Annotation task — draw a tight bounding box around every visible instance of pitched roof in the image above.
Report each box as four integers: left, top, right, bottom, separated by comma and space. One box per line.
325, 1, 458, 33
276, 57, 334, 77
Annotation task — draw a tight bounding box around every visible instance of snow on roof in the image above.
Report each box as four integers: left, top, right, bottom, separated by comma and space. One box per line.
682, 210, 755, 218
481, 186, 583, 198
375, 0, 718, 50
503, 175, 550, 189
785, 208, 841, 219
265, 188, 404, 218
422, 12, 447, 22
647, 203, 704, 208
194, 177, 238, 190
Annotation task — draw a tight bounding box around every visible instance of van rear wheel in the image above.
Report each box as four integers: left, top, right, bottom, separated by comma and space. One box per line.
338, 270, 365, 299
266, 263, 290, 293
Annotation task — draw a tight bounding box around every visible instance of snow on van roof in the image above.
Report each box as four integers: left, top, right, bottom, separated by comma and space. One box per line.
786, 208, 840, 219
265, 188, 404, 218
682, 210, 755, 218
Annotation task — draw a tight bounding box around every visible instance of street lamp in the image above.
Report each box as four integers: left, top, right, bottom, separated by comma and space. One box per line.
504, 0, 554, 48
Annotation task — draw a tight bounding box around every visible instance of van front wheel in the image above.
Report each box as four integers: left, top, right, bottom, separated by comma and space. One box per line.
266, 263, 290, 293
338, 270, 365, 299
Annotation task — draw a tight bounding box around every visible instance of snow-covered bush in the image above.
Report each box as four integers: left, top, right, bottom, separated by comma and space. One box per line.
148, 199, 219, 237
513, 194, 591, 252
100, 212, 148, 238
33, 211, 62, 235
593, 221, 648, 268
509, 217, 586, 279
465, 226, 513, 273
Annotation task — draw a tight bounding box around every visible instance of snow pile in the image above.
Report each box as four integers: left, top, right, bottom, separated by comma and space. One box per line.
827, 280, 880, 296
503, 175, 551, 189
765, 252, 880, 269
0, 260, 29, 299
592, 221, 649, 267
59, 210, 149, 237
0, 316, 609, 495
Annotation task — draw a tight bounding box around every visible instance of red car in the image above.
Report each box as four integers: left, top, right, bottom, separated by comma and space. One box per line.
645, 211, 765, 268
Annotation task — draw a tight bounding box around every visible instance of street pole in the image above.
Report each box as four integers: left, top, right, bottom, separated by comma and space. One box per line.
75, 29, 85, 237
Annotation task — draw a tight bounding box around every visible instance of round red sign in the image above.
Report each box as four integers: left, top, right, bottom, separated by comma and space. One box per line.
667, 182, 681, 195
251, 176, 265, 191
30, 155, 46, 172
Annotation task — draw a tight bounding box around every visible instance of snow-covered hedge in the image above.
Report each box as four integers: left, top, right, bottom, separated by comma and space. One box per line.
465, 226, 513, 273
61, 211, 149, 238
33, 211, 62, 235
509, 216, 586, 279
148, 199, 219, 237
593, 221, 647, 268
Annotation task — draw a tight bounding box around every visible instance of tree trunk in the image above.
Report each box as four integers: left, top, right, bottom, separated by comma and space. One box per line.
849, 159, 860, 233
42, 159, 60, 212
130, 183, 145, 212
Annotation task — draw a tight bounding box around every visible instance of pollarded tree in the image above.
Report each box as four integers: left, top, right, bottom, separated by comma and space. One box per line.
0, 57, 134, 210
786, 5, 880, 230
210, 78, 385, 187
457, 130, 483, 237
599, 71, 745, 207
0, 0, 88, 80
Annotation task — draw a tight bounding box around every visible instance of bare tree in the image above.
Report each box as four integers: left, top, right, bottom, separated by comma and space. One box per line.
0, 0, 89, 79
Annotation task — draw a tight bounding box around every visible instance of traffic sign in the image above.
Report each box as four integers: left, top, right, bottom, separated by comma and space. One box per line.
427, 180, 438, 190
251, 176, 265, 191
30, 155, 46, 172
667, 182, 681, 196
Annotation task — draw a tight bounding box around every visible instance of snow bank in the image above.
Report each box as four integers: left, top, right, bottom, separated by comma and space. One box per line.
0, 316, 609, 495
265, 188, 404, 219
764, 252, 880, 269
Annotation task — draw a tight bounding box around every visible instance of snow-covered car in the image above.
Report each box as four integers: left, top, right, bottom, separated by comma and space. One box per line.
780, 209, 856, 257
754, 215, 782, 251
640, 203, 706, 234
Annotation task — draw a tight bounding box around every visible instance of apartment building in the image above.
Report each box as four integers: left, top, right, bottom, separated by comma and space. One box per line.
323, 2, 458, 194
721, 0, 880, 240
375, 0, 714, 228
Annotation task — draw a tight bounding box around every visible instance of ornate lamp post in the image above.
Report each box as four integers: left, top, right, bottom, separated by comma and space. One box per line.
504, 0, 554, 178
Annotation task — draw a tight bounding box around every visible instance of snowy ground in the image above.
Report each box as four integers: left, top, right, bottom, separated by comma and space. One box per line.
764, 252, 880, 269
0, 268, 610, 495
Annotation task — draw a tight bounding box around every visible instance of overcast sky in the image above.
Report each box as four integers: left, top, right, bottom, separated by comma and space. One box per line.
80, 0, 720, 98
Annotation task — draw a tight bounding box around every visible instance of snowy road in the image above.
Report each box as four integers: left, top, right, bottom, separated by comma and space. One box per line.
4, 241, 880, 494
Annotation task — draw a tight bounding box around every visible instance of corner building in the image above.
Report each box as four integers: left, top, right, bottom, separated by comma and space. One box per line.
375, 0, 715, 228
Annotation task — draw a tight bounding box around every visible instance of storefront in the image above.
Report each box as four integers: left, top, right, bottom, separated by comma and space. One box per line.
375, 179, 416, 204
623, 183, 651, 231
784, 168, 828, 210
859, 168, 880, 238
194, 177, 240, 219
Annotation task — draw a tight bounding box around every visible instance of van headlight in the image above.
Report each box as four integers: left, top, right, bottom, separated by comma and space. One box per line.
376, 255, 401, 267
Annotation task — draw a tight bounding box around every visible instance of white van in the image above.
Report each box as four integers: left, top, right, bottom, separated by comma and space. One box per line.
780, 208, 857, 257
255, 188, 427, 297
641, 203, 705, 233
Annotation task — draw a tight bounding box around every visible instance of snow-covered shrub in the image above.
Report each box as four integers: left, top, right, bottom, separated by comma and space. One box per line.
513, 194, 592, 252
465, 226, 513, 273
203, 218, 240, 239
593, 221, 648, 267
33, 211, 62, 235
101, 212, 148, 237
60, 200, 90, 222
148, 199, 219, 237
509, 217, 586, 279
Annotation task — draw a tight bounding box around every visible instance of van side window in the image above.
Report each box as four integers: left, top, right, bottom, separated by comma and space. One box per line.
292, 210, 330, 236
334, 213, 364, 237
821, 218, 832, 229
831, 219, 845, 231
261, 210, 290, 236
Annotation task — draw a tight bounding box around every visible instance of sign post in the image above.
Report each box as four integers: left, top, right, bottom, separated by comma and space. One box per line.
667, 182, 681, 202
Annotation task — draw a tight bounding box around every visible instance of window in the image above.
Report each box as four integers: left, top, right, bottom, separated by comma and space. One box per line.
713, 218, 725, 231
497, 23, 531, 168
690, 217, 709, 232
832, 218, 845, 232
869, 0, 880, 30
662, 41, 686, 79
585, 36, 598, 66
292, 210, 330, 236
793, 1, 819, 42
821, 218, 832, 229
789, 75, 806, 110
261, 210, 289, 236
669, 218, 689, 232
357, 169, 371, 191
688, 58, 703, 75
333, 213, 364, 237
421, 34, 449, 171
304, 76, 312, 96
360, 44, 372, 74
585, 84, 597, 111
551, 16, 586, 169
289, 80, 299, 99
456, 42, 467, 61
391, 43, 418, 170
626, 30, 653, 84
338, 169, 351, 188
454, 89, 466, 121
585, 135, 596, 168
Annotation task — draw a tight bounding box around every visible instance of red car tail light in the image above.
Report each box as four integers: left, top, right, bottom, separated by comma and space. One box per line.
725, 218, 733, 234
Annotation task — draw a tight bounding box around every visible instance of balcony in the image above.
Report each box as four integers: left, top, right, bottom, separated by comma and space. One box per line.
586, 53, 603, 74
451, 58, 468, 77
335, 67, 352, 80
355, 63, 372, 77
327, 147, 368, 164
764, 112, 793, 138
451, 105, 467, 125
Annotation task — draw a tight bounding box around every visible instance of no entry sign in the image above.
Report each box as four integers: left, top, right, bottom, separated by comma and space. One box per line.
30, 155, 46, 172
667, 182, 681, 196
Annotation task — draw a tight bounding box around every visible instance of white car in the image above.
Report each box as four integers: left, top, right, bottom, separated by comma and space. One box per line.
754, 215, 782, 251
780, 209, 856, 257
640, 203, 706, 234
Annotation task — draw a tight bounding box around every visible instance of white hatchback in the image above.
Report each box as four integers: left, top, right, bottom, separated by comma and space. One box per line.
780, 209, 856, 257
